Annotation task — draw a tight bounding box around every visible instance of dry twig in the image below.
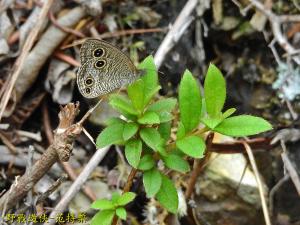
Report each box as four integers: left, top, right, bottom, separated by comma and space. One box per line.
6, 7, 86, 109
49, 11, 86, 38
248, 0, 300, 64
37, 174, 68, 204
280, 141, 300, 195
54, 51, 81, 67
0, 103, 81, 211
42, 101, 97, 201
99, 27, 166, 39
242, 142, 271, 225
0, 0, 54, 121
44, 99, 108, 225
0, 132, 17, 154
154, 0, 198, 68
269, 174, 289, 216
47, 145, 110, 225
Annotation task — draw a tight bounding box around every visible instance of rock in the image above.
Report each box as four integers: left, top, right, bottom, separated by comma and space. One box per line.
61, 179, 111, 214
199, 153, 267, 206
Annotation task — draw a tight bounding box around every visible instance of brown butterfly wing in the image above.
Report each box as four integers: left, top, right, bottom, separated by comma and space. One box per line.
77, 39, 139, 98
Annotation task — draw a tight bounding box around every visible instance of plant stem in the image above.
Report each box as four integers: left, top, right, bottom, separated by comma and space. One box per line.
122, 168, 138, 193
185, 132, 214, 199
111, 168, 138, 225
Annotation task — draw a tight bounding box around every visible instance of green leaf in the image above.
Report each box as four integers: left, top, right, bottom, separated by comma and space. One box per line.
147, 98, 176, 122
139, 56, 158, 88
158, 122, 171, 142
128, 79, 145, 112
140, 128, 162, 151
96, 123, 124, 148
111, 192, 121, 205
179, 70, 202, 132
138, 111, 160, 124
148, 98, 177, 112
144, 86, 161, 106
157, 145, 168, 157
200, 97, 206, 118
138, 55, 160, 105
91, 210, 114, 225
176, 136, 206, 158
222, 108, 236, 119
158, 112, 173, 123
214, 115, 272, 137
91, 199, 114, 210
201, 115, 223, 129
117, 192, 136, 206
106, 117, 124, 126
156, 175, 178, 213
116, 207, 127, 220
163, 154, 190, 173
143, 168, 162, 197
126, 55, 161, 112
204, 64, 226, 117
123, 122, 139, 141
125, 139, 142, 168
109, 94, 138, 117
138, 154, 155, 170
176, 122, 186, 140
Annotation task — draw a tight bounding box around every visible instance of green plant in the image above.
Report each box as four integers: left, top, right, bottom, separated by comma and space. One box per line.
91, 56, 272, 224
91, 192, 136, 225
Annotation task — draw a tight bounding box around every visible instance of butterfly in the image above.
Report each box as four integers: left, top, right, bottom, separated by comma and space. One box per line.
77, 39, 143, 98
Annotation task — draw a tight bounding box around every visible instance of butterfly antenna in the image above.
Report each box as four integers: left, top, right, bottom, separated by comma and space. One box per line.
79, 87, 123, 125
158, 70, 165, 76
78, 97, 104, 125
142, 68, 165, 76
142, 49, 165, 76
61, 38, 88, 50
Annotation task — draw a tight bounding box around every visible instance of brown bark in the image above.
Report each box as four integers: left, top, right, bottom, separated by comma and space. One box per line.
0, 103, 81, 211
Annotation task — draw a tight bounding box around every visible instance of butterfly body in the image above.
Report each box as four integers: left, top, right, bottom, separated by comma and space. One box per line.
77, 39, 140, 98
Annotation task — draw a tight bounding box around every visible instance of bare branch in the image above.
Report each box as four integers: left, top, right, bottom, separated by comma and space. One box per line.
248, 0, 300, 64
47, 146, 110, 225
0, 103, 81, 211
243, 142, 271, 225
